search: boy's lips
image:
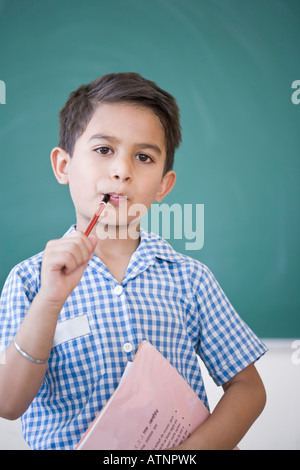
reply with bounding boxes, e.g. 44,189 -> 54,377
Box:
106,192 -> 128,205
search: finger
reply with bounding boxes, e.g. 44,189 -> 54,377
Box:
63,252 -> 89,275
45,237 -> 91,271
48,251 -> 78,274
87,234 -> 98,251
67,231 -> 97,256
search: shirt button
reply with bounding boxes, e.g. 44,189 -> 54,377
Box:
113,285 -> 123,296
123,342 -> 133,353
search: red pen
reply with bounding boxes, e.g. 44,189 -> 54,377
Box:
84,194 -> 110,237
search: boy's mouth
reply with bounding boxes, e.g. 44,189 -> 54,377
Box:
106,192 -> 128,205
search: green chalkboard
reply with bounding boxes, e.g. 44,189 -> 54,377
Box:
0,0 -> 299,338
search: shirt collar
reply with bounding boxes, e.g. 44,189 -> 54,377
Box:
138,228 -> 185,264
63,225 -> 184,284
63,225 -> 184,263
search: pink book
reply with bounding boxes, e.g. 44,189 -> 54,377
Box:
76,341 -> 237,450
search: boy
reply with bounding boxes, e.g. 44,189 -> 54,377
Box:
0,73 -> 267,450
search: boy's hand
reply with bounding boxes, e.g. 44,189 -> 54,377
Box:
38,231 -> 98,309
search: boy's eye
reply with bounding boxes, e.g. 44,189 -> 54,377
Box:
96,146 -> 111,155
135,154 -> 153,163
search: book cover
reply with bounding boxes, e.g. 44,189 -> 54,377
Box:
76,340 -> 213,450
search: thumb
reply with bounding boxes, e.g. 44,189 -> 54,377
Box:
87,234 -> 98,251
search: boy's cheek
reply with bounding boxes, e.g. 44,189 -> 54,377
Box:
69,177 -> 98,206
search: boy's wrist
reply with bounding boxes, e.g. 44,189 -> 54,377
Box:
34,290 -> 65,316
12,290 -> 64,371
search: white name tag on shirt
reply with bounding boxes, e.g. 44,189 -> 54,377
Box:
52,314 -> 91,347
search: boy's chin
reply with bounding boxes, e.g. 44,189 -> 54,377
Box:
95,222 -> 141,240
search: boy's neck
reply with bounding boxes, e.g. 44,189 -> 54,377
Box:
94,226 -> 141,258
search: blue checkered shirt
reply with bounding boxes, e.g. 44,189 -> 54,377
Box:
0,226 -> 267,449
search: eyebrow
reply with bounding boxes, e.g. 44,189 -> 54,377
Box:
89,133 -> 162,155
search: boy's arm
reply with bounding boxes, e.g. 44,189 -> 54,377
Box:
173,363 -> 266,450
0,232 -> 97,420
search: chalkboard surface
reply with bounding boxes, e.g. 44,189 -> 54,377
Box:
0,0 -> 299,338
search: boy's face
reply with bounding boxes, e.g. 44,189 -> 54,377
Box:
51,102 -> 176,234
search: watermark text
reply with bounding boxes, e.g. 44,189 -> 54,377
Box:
0,80 -> 6,104
291,339 -> 300,365
291,80 -> 300,104
96,202 -> 204,251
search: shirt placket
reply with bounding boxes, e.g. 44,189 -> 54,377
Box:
111,243 -> 156,359
111,281 -> 136,358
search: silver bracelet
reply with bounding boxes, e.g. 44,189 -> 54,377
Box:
13,339 -> 48,365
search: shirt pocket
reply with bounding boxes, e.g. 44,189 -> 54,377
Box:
44,314 -> 106,399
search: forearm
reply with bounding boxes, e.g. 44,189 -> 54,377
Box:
0,293 -> 62,419
0,232 -> 97,420
176,364 -> 266,450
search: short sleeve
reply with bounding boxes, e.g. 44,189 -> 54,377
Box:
0,258 -> 41,354
195,264 -> 268,386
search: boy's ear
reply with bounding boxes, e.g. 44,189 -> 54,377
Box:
155,170 -> 176,202
50,147 -> 70,185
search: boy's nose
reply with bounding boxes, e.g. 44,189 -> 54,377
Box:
111,157 -> 132,183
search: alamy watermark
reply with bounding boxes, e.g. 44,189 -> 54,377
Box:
96,202 -> 204,251
291,80 -> 300,105
0,80 -> 6,104
291,339 -> 300,365
142,203 -> 204,250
